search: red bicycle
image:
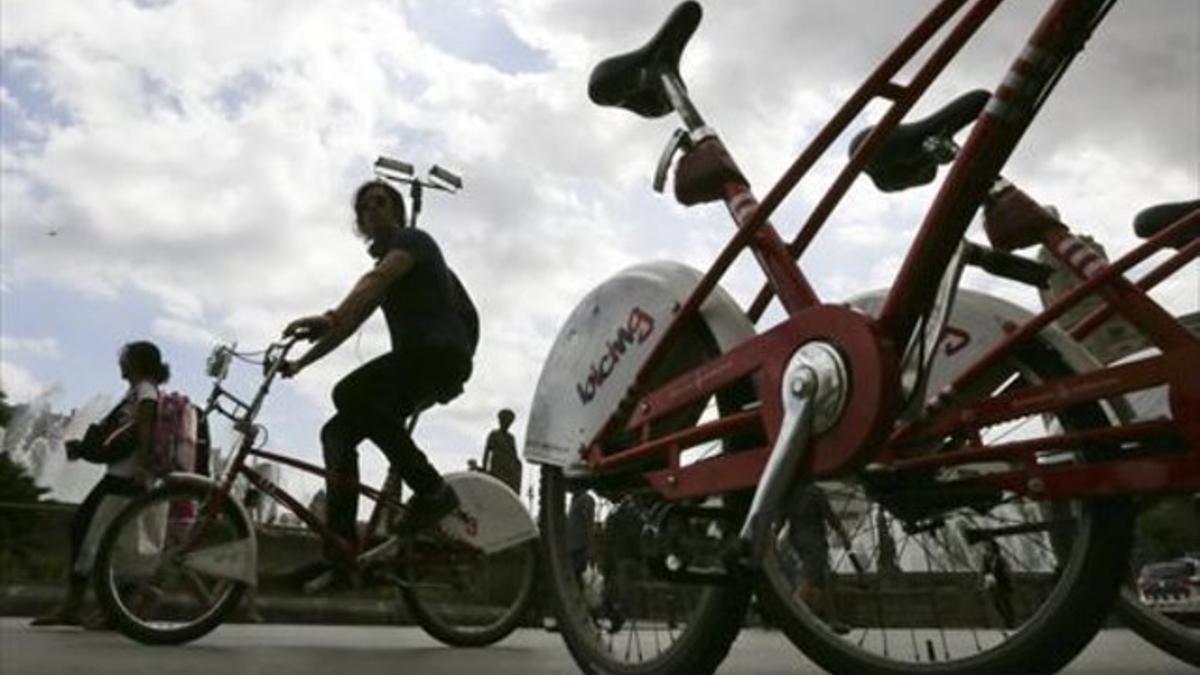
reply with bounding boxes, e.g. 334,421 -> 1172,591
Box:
91,337 -> 539,647
525,3 -> 1198,675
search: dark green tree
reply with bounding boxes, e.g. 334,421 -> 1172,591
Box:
0,450 -> 51,579
1137,496 -> 1200,561
0,388 -> 11,428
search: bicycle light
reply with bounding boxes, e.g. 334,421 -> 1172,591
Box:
206,346 -> 231,380
375,156 -> 414,177
429,164 -> 463,191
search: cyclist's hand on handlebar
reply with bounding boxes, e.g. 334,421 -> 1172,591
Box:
283,314 -> 333,342
277,359 -> 302,379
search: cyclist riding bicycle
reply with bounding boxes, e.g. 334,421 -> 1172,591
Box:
280,178 -> 479,575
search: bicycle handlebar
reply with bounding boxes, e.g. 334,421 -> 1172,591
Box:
203,336 -> 302,431
261,335 -> 303,378
962,241 -> 1053,289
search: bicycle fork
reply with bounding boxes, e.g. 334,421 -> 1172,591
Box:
738,341 -> 850,561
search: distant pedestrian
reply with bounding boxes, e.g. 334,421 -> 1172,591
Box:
32,341 -> 169,628
786,483 -> 849,635
566,488 -> 625,634
482,408 -> 521,494
566,488 -> 596,583
981,539 -> 1016,628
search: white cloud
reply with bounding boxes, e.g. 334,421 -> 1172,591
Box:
0,360 -> 49,403
0,336 -> 62,359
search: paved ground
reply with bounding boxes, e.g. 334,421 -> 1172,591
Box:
0,619 -> 1191,675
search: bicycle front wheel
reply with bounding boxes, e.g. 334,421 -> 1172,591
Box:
1116,581 -> 1200,667
1112,380 -> 1200,667
93,479 -> 253,645
399,536 -> 538,647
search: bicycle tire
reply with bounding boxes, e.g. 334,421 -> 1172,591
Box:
756,337 -> 1135,675
1108,311 -> 1200,667
537,308 -> 760,675
1115,586 -> 1200,667
401,537 -> 539,647
539,466 -> 752,675
93,479 -> 252,645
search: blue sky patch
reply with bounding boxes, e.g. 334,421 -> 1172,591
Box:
1,48 -> 73,150
212,68 -> 272,120
405,0 -> 550,75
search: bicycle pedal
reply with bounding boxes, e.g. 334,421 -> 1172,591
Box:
301,568 -> 361,595
301,570 -> 336,595
356,536 -> 398,565
373,571 -> 406,587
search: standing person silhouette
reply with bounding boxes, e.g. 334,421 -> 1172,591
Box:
483,408 -> 521,494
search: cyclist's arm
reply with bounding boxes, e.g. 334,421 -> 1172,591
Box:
290,250 -> 414,372
131,398 -> 157,481
331,250 -> 414,328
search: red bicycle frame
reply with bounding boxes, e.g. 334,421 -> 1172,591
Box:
214,440 -> 403,562
582,0 -> 1200,503
195,340 -> 407,563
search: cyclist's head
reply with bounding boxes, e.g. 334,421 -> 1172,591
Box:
498,408 -> 516,429
119,340 -> 170,385
353,180 -> 407,241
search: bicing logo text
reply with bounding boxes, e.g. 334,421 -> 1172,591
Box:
576,306 -> 656,405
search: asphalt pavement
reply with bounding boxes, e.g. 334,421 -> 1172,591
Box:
0,619 -> 1191,675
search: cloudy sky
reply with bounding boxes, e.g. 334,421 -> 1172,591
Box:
2,0 -> 1196,501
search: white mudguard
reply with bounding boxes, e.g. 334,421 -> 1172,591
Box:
848,288 -> 1131,421
165,473 -> 259,586
523,261 -> 756,476
440,471 -> 538,554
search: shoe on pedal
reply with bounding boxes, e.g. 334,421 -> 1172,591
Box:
396,484 -> 460,535
302,564 -> 359,595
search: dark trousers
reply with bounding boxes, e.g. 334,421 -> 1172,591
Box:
321,347 -> 469,545
68,475 -> 143,586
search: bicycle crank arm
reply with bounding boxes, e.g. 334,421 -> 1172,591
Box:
738,342 -> 849,558
738,369 -> 815,553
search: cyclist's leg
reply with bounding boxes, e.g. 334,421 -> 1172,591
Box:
331,352 -> 443,495
319,412 -> 367,552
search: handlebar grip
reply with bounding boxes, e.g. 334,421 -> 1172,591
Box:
962,242 -> 1052,289
263,336 -> 303,376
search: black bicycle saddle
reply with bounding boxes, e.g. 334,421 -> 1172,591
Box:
850,89 -> 992,192
1133,199 -> 1198,245
588,2 -> 702,118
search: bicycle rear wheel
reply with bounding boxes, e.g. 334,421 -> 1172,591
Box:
537,314 -> 762,675
540,467 -> 753,675
93,479 -> 252,645
400,536 -> 538,647
757,339 -> 1135,675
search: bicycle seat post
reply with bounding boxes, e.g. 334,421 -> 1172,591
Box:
660,70 -> 712,142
